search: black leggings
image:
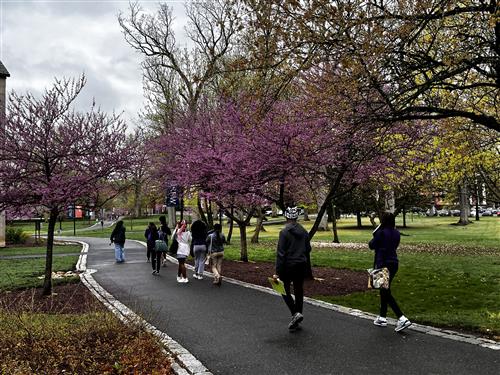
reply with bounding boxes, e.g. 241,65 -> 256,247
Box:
380,263 -> 403,318
152,251 -> 163,272
280,263 -> 306,315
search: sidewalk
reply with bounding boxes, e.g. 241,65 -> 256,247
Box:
78,237 -> 499,375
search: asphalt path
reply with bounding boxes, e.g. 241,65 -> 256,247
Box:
80,237 -> 499,375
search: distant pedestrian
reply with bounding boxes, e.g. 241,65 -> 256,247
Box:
274,206 -> 311,330
100,219 -> 104,230
191,219 -> 208,280
173,220 -> 191,283
110,220 -> 126,263
369,212 -> 412,332
158,215 -> 172,267
145,222 -> 160,274
207,223 -> 226,286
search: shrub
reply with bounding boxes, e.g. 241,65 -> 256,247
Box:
6,227 -> 29,244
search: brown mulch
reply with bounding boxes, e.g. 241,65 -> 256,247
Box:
0,282 -> 106,314
204,259 -> 369,296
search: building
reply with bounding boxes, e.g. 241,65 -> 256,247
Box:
0,60 -> 10,247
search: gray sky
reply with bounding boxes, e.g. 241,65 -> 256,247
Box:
0,0 -> 188,126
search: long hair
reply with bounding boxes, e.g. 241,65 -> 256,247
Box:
213,223 -> 222,242
380,212 -> 396,229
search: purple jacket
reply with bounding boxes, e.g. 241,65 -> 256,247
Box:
369,228 -> 400,268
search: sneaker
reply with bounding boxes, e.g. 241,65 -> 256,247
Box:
395,316 -> 412,332
177,276 -> 182,283
373,316 -> 387,327
152,270 -> 157,275
162,260 -> 167,267
182,277 -> 189,283
288,312 -> 304,330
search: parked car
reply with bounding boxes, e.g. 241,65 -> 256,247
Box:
450,209 -> 460,216
437,209 -> 451,216
482,209 -> 493,216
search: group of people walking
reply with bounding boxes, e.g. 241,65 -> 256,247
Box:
144,216 -> 226,284
111,208 -> 411,333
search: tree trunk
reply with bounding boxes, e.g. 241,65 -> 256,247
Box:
317,189 -> 329,231
458,182 -> 471,225
356,211 -> 362,228
331,204 -> 339,243
226,207 -> 234,244
133,182 -> 141,218
271,203 -> 278,218
251,208 -> 264,243
42,207 -> 59,296
402,206 -> 407,228
475,182 -> 480,221
384,189 -> 395,213
303,207 -> 310,221
238,221 -> 248,262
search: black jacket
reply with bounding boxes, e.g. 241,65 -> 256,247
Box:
110,226 -> 126,246
276,222 -> 311,276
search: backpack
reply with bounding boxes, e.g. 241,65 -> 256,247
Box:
158,229 -> 166,241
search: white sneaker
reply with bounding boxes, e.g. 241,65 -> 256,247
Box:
395,316 -> 412,332
373,316 -> 387,327
182,277 -> 189,283
288,312 -> 304,330
177,276 -> 182,283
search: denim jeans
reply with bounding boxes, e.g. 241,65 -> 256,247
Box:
114,243 -> 125,262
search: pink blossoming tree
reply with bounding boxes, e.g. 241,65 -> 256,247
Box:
0,76 -> 132,295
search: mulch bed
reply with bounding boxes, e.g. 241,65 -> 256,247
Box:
197,259 -> 369,296
0,282 -> 105,314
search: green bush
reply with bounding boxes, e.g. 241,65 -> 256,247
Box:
6,227 -> 29,244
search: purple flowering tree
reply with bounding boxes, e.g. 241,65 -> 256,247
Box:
0,76 -> 132,295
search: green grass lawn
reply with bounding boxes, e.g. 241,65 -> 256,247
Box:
0,244 -> 82,257
0,253 -> 79,291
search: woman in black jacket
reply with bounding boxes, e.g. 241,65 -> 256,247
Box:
145,222 -> 160,274
369,212 -> 412,332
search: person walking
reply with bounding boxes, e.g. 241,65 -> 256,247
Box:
173,220 -> 191,283
191,219 -> 208,279
369,212 -> 412,332
273,206 -> 311,330
145,222 -> 161,274
207,223 -> 226,286
158,215 -> 172,267
110,220 -> 126,263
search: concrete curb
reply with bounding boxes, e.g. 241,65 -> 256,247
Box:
75,240 -> 212,375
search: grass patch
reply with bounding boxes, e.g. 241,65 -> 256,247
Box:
0,244 -> 82,257
0,256 -> 79,291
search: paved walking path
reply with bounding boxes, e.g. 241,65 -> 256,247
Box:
78,237 -> 499,375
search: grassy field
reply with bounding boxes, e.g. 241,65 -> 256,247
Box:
0,253 -> 79,291
0,244 -> 82,257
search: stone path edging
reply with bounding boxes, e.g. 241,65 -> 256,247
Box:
74,240 -> 212,375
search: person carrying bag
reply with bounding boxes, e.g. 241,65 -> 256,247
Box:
369,212 -> 412,332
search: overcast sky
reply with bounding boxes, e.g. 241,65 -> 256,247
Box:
0,0 -> 188,126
